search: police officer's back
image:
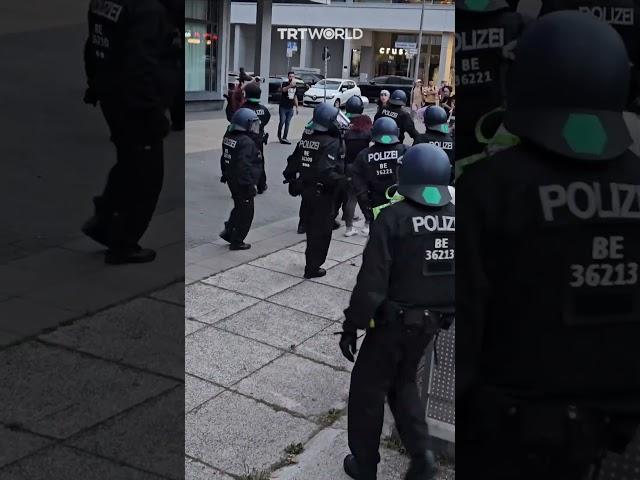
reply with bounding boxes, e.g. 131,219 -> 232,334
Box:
340,143 -> 454,480
457,12 -> 640,479
374,90 -> 418,143
455,0 -> 527,162
220,108 -> 262,250
82,0 -> 175,264
283,103 -> 349,278
351,117 -> 407,227
414,105 -> 455,182
243,82 -> 271,193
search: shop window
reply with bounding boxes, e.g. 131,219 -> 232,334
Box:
186,0 -> 218,93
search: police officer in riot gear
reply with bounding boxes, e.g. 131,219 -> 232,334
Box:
374,90 -> 418,144
455,0 -> 527,169
82,0 -> 177,264
340,143 -> 454,480
457,12 -> 640,479
219,108 -> 263,251
342,95 -> 373,236
243,82 -> 272,193
350,117 -> 407,235
284,103 -> 350,278
413,105 -> 455,182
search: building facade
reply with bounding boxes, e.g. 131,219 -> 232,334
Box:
230,1 -> 454,83
186,0 -> 454,108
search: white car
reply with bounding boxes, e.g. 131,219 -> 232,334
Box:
303,78 -> 365,108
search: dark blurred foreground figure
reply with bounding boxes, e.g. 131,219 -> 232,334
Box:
457,12 -> 640,480
219,108 -> 262,251
454,0 -> 527,171
82,0 -> 177,264
340,143 -> 455,480
536,0 -> 640,112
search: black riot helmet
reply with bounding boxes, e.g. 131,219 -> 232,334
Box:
455,0 -> 510,11
230,108 -> 261,134
310,102 -> 351,132
371,117 -> 400,145
345,95 -> 365,115
504,11 -> 632,161
244,83 -> 261,103
389,89 -> 407,106
397,144 -> 452,207
424,105 -> 449,132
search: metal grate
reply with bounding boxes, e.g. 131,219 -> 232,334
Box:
425,324 -> 456,425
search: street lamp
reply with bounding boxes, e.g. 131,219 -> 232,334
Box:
413,0 -> 426,82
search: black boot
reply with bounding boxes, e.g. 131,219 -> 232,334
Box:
304,268 -> 326,279
230,242 -> 251,251
344,454 -> 377,480
405,451 -> 438,480
105,246 -> 157,265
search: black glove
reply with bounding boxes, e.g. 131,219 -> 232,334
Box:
263,132 -> 269,145
220,175 -> 227,183
338,331 -> 358,362
83,88 -> 98,106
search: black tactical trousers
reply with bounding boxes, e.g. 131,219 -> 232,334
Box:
95,102 -> 167,252
95,141 -> 164,252
302,186 -> 336,273
348,322 -> 433,479
227,184 -> 255,244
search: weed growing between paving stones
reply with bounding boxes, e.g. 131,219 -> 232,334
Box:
317,408 -> 343,426
382,435 -> 408,455
238,467 -> 271,480
284,442 -> 305,455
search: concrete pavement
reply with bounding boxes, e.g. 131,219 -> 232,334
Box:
185,228 -> 455,479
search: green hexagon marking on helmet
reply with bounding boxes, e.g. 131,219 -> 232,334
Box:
380,134 -> 393,144
422,186 -> 442,205
464,0 -> 490,11
562,114 -> 608,156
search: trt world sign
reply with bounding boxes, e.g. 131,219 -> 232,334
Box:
277,27 -> 364,40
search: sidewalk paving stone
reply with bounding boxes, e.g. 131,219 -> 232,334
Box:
0,445 -> 165,480
235,354 -> 349,418
289,240 -> 364,263
185,374 -> 224,412
0,426 -> 51,468
296,326 -> 363,371
0,342 -> 177,439
185,390 -> 317,476
185,283 -> 259,323
249,249 -> 338,278
0,331 -> 22,348
6,247 -> 104,277
185,458 -> 234,480
186,318 -> 207,336
0,298 -> 76,337
67,387 -> 184,480
269,282 -> 351,321
185,328 -> 282,387
311,259 -> 362,292
202,264 -> 303,299
40,298 -> 184,379
272,427 -> 411,480
216,302 -> 331,350
149,283 -> 184,305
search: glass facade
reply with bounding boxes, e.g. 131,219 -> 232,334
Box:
185,0 -> 218,93
373,33 -> 441,80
